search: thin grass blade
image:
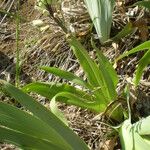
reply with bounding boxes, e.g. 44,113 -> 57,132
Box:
116,40 -> 150,61
23,82 -> 105,112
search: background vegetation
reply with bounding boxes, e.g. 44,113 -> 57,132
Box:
0,0 -> 150,149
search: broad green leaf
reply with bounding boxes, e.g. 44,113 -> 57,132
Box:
134,116 -> 150,135
0,126 -> 64,150
119,116 -> 150,150
116,40 -> 150,61
23,82 -> 95,102
141,136 -> 150,147
133,132 -> 150,150
52,92 -> 105,112
84,0 -> 115,43
91,41 -> 118,100
96,50 -> 118,87
0,102 -> 68,148
134,49 -> 150,85
0,80 -> 89,150
67,36 -> 108,102
119,120 -> 133,150
133,1 -> 150,10
96,51 -> 117,99
40,66 -> 91,89
24,82 -> 105,112
68,36 -> 103,87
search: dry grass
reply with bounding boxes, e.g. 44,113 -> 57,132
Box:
0,0 -> 150,149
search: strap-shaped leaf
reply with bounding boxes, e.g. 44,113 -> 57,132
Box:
0,126 -> 64,150
134,115 -> 150,135
0,80 -> 89,150
133,132 -> 150,150
23,82 -> 94,102
23,82 -> 106,112
119,116 -> 150,150
52,92 -> 106,112
68,36 -> 107,101
96,51 -> 117,100
0,102 -> 68,148
141,136 -> 150,147
40,66 -> 91,89
119,120 -> 133,150
84,0 -> 115,43
91,41 -> 118,100
68,37 -> 103,87
96,50 -> 118,87
134,49 -> 150,85
116,40 -> 150,61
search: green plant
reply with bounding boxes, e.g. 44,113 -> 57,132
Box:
84,0 -> 150,45
22,35 -> 150,149
119,116 -> 150,150
84,0 -> 115,44
116,40 -> 150,86
1,1 -> 150,149
23,36 -> 121,120
133,0 -> 150,10
1,81 -> 150,150
0,80 -> 89,150
116,40 -> 150,148
22,38 -> 150,120
1,26 -> 150,150
118,85 -> 150,150
27,0 -> 121,121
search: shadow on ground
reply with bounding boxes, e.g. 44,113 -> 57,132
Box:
0,51 -> 31,84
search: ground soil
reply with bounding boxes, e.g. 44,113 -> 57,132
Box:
0,0 -> 150,150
